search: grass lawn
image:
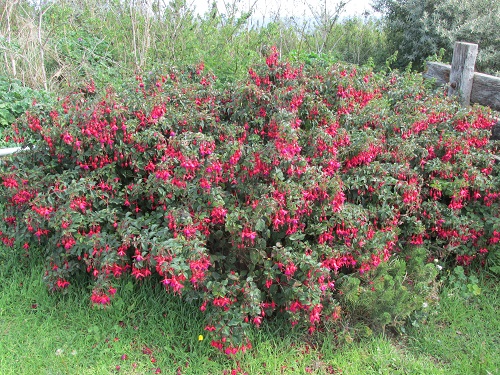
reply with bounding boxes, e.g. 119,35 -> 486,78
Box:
0,250 -> 498,375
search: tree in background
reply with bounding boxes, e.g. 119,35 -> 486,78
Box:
373,0 -> 500,75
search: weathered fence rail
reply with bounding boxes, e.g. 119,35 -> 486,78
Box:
424,42 -> 500,111
0,147 -> 21,158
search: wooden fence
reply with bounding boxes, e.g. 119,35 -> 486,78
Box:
424,42 -> 500,111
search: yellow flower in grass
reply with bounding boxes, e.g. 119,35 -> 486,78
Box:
198,335 -> 204,341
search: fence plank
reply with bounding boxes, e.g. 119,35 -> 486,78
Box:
423,62 -> 450,86
471,73 -> 500,111
448,42 -> 478,106
0,147 -> 21,157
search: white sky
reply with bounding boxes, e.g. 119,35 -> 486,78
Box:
192,0 -> 376,22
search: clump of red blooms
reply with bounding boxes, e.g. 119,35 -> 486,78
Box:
1,47 -> 498,354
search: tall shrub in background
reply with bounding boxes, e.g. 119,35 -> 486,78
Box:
373,0 -> 500,74
1,50 -> 498,354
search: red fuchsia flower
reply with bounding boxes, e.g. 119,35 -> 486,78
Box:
27,114 -> 42,132
213,297 -> 232,309
274,138 -> 302,160
318,229 -> 334,245
2,176 -> 18,189
61,236 -> 76,250
210,340 -> 223,351
489,231 -> 500,244
180,158 -> 200,175
61,132 -> 73,145
272,208 -> 288,230
321,255 -> 357,273
343,144 -> 383,171
248,68 -> 262,86
182,225 -> 197,239
289,93 -> 304,112
200,77 -> 211,87
309,304 -> 322,325
31,205 -> 54,219
91,291 -> 111,305
282,262 -> 297,279
265,46 -> 279,68
116,245 -> 128,257
199,178 -> 211,191
241,227 -> 257,244
370,254 -> 381,268
56,278 -> 70,289
199,141 -> 215,156
4,216 -> 16,225
149,104 -> 166,122
107,263 -> 128,278
252,316 -> 263,327
34,228 -> 50,239
410,234 -> 424,245
456,254 -> 475,266
189,257 -> 211,286
70,196 -> 90,213
155,169 -> 171,181
161,274 -> 185,294
131,265 -> 152,279
277,65 -> 303,80
448,197 -> 464,210
288,300 -> 304,313
359,263 -> 371,274
331,191 -> 346,212
1,234 -> 15,247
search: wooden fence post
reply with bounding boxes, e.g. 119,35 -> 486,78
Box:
448,42 -> 478,106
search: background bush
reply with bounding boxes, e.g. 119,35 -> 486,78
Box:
373,0 -> 500,74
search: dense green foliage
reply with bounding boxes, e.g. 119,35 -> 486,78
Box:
0,76 -> 53,146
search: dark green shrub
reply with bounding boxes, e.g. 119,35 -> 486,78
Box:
0,50 -> 498,354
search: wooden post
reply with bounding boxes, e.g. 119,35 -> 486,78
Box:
448,42 -> 478,106
424,62 -> 500,111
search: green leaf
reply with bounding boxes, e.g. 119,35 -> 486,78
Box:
289,232 -> 305,241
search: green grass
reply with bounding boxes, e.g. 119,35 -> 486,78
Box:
0,250 -> 498,375
405,275 -> 500,375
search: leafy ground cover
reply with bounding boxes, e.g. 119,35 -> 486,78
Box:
0,247 -> 498,374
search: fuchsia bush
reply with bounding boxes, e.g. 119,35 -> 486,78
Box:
1,48 -> 499,353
